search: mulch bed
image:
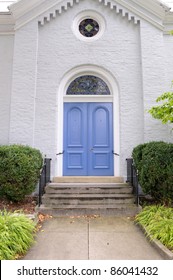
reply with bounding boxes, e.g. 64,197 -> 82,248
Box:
0,196 -> 37,214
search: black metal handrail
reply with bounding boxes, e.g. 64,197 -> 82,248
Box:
38,158 -> 52,206
126,158 -> 139,206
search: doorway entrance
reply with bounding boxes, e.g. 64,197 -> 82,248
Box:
63,102 -> 114,176
56,66 -> 120,177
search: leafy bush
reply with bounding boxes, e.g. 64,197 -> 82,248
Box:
0,211 -> 35,260
135,205 -> 173,251
0,145 -> 43,202
132,142 -> 173,204
132,143 -> 147,171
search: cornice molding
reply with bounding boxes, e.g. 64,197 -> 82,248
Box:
0,12 -> 15,34
8,0 -> 44,18
37,0 -> 141,27
163,11 -> 173,34
0,0 -> 172,32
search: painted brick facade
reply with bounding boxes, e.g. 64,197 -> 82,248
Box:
0,35 -> 14,144
0,0 -> 173,179
35,0 -> 143,177
9,20 -> 38,146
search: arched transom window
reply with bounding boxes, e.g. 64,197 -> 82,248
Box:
66,75 -> 111,95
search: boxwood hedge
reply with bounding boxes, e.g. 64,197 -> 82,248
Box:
0,145 -> 43,202
132,141 -> 173,204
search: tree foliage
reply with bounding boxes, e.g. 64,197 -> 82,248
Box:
148,83 -> 173,124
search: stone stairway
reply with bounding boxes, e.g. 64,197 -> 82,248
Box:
38,177 -> 141,216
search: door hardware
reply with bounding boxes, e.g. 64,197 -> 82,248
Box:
56,150 -> 64,155
112,151 -> 120,156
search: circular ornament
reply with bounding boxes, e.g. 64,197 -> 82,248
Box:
79,18 -> 99,37
72,11 -> 105,42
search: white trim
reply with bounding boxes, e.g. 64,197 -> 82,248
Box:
0,31 -> 14,35
63,67 -> 115,97
1,0 -> 172,31
56,65 -> 120,177
64,95 -> 113,102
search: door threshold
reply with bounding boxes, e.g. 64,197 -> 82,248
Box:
53,176 -> 124,183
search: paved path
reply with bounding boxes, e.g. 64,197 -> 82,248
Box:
23,216 -> 163,260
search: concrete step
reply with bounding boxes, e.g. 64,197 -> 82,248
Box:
53,176 -> 124,183
42,199 -> 134,205
43,193 -> 134,198
40,204 -> 135,209
38,180 -> 139,217
38,204 -> 141,217
45,183 -> 132,194
45,188 -> 132,194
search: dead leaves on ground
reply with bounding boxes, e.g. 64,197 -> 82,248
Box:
69,214 -> 100,223
36,213 -> 53,232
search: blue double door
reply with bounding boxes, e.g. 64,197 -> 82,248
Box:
63,103 -> 114,176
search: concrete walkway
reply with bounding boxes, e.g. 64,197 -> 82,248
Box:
23,216 -> 163,260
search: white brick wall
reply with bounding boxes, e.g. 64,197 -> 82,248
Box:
164,34 -> 173,87
1,0 -> 173,178
140,20 -> 170,143
34,0 -> 143,177
9,20 -> 38,146
0,35 -> 14,144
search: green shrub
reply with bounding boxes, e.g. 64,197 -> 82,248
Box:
132,143 -> 147,171
132,142 -> 173,204
0,211 -> 35,260
135,205 -> 173,251
0,145 -> 43,202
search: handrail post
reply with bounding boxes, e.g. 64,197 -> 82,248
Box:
126,158 -> 139,206
133,165 -> 139,206
136,169 -> 139,206
126,158 -> 133,184
38,157 -> 51,207
38,173 -> 42,207
45,158 -> 51,184
44,158 -> 47,188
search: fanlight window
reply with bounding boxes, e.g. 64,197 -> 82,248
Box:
66,75 -> 111,95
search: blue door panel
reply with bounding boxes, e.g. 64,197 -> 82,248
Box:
63,103 -> 113,176
67,107 -> 83,147
63,103 -> 87,175
88,103 -> 113,176
92,106 -> 109,147
67,151 -> 84,168
93,152 -> 110,168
